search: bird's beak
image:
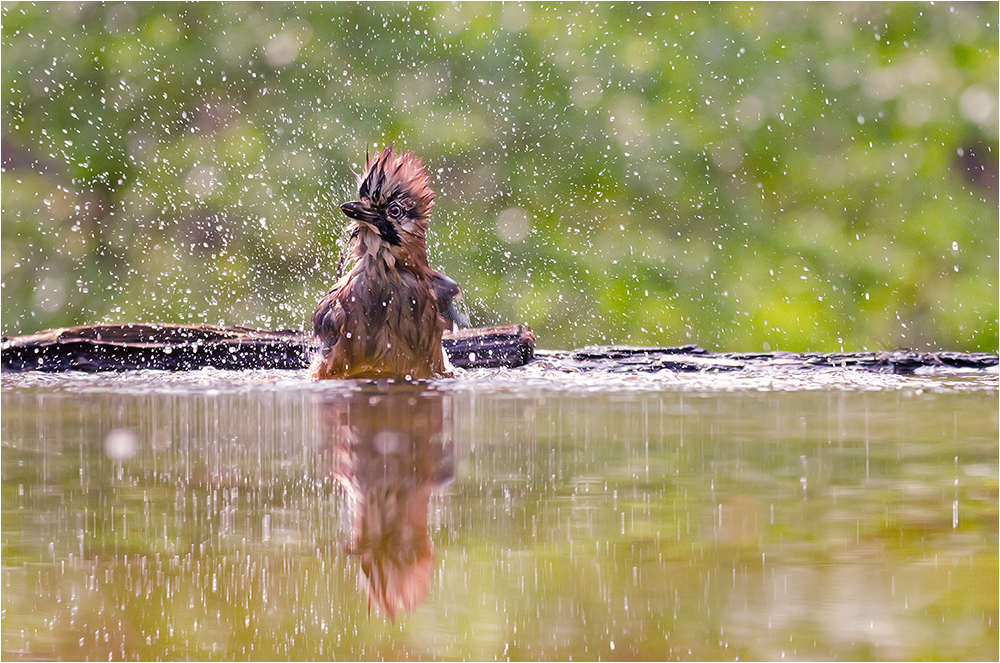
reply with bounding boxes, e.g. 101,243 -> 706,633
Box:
340,201 -> 375,223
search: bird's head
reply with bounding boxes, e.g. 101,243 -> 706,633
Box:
340,145 -> 435,257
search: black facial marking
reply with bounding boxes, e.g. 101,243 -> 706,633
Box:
375,216 -> 402,246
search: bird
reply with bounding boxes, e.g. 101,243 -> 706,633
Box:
308,145 -> 466,380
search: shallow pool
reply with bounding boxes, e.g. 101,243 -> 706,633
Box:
2,368 -> 997,660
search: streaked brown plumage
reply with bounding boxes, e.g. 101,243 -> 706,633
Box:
308,145 -> 464,380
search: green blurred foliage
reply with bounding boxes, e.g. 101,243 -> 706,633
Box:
2,2 -> 997,351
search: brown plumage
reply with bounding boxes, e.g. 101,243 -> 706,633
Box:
308,145 -> 464,380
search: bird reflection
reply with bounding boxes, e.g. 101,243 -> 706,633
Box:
319,384 -> 454,621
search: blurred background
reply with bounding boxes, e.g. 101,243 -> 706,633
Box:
2,2 -> 996,352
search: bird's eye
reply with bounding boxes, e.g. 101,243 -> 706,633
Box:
387,203 -> 403,219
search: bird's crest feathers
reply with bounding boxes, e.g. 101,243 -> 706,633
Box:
357,144 -> 435,220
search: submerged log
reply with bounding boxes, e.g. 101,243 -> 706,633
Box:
1,324 -> 995,375
536,345 -> 998,375
0,323 -> 536,372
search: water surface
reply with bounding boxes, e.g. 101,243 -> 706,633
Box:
2,368 -> 997,660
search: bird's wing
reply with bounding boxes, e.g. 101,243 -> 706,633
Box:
429,271 -> 469,329
312,288 -> 347,352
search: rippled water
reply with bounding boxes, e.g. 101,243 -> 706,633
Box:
2,368 -> 997,660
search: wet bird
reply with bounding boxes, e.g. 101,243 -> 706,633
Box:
309,145 -> 466,380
